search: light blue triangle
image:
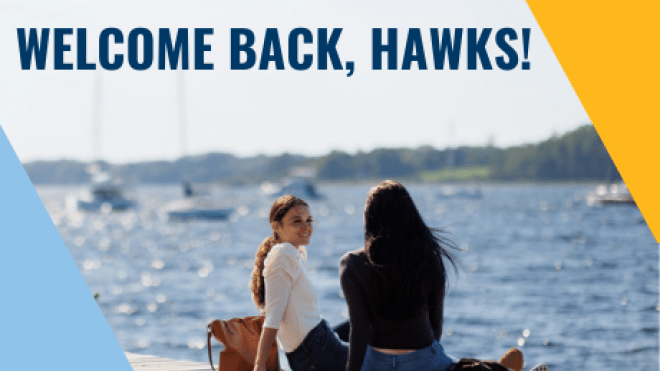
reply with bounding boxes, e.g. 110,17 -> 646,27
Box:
0,125 -> 133,371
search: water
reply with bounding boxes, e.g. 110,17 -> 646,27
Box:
37,183 -> 658,370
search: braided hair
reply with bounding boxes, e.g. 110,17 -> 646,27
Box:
250,195 -> 309,310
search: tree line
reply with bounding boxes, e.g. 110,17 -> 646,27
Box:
312,124 -> 620,182
24,124 -> 620,184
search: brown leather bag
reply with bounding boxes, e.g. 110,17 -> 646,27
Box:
207,315 -> 280,371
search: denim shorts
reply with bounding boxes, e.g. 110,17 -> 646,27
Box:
360,341 -> 454,371
286,319 -> 349,371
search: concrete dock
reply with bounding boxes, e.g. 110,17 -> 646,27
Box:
126,352 -> 211,371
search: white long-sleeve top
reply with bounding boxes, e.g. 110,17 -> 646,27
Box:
262,243 -> 322,353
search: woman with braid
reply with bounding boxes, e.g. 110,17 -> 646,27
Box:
250,195 -> 348,371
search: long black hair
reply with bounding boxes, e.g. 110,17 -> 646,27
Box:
364,180 -> 457,319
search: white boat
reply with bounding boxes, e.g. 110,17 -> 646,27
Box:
261,177 -> 323,200
165,196 -> 233,222
261,166 -> 324,200
437,185 -> 483,200
586,183 -> 635,206
160,73 -> 233,222
167,182 -> 231,221
75,173 -> 137,212
167,208 -> 233,221
72,73 -> 137,213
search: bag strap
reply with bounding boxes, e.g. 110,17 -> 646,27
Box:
207,324 -> 216,371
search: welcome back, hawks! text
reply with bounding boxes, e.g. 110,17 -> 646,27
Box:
17,27 -> 532,76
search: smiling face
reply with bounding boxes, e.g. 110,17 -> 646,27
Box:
272,205 -> 313,248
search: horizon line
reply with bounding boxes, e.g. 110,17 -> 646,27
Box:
20,123 -> 592,166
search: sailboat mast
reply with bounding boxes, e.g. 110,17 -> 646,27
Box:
177,71 -> 193,198
93,72 -> 103,166
177,71 -> 188,160
446,118 -> 455,172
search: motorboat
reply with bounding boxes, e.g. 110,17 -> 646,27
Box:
73,73 -> 137,212
167,208 -> 233,221
261,177 -> 323,200
165,196 -> 233,222
586,183 -> 635,205
162,73 -> 233,221
166,183 -> 228,221
437,185 -> 483,200
75,173 -> 137,212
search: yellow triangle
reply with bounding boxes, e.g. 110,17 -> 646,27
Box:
526,1 -> 660,242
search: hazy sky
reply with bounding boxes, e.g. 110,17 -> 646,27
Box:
0,0 -> 589,164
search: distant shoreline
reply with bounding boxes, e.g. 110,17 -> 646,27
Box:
32,180 -> 611,188
25,125 -> 621,185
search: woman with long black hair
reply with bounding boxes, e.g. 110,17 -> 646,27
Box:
340,180 -> 458,371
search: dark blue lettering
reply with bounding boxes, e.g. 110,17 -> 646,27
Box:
231,28 -> 256,70
522,28 -> 530,70
260,28 -> 284,70
467,28 -> 492,70
495,28 -> 518,71
372,28 -> 397,70
128,28 -> 153,70
99,28 -> 123,70
430,28 -> 462,70
16,28 -> 49,70
54,28 -> 73,70
194,28 -> 213,70
318,28 -> 342,70
289,28 -> 313,71
159,28 -> 188,70
402,28 -> 427,70
77,28 -> 95,70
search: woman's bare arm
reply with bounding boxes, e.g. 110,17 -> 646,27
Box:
253,327 -> 278,371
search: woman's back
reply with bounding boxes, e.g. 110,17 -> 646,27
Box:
340,249 -> 441,349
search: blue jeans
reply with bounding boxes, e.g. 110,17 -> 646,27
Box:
360,341 -> 454,371
286,320 -> 349,371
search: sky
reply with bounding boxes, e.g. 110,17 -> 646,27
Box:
0,0 -> 590,164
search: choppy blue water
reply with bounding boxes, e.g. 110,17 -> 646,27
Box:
37,183 -> 658,370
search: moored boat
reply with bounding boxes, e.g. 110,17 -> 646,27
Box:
165,196 -> 233,222
586,183 -> 635,205
437,185 -> 483,200
74,172 -> 137,212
